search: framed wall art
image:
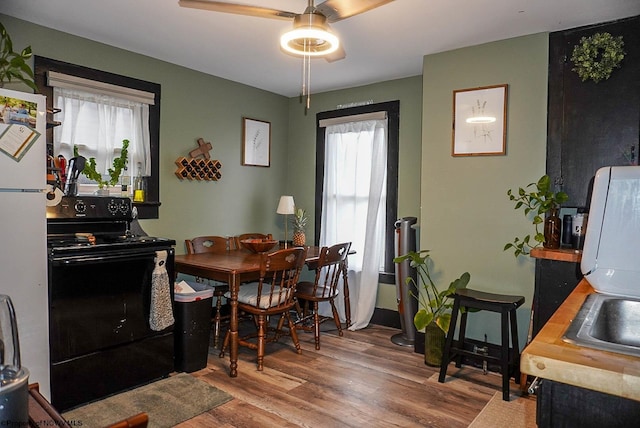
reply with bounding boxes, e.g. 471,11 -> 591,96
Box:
452,84 -> 508,156
242,117 -> 271,167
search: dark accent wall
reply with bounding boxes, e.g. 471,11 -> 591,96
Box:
534,15 -> 640,338
547,15 -> 640,207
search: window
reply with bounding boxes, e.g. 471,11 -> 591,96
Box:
52,84 -> 151,191
35,56 -> 161,218
316,101 -> 399,284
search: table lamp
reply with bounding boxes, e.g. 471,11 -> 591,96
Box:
276,195 -> 295,248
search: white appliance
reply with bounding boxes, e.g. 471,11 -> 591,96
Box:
0,88 -> 50,398
581,165 -> 640,298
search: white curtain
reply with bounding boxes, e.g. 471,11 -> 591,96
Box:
320,119 -> 388,330
53,87 -> 150,178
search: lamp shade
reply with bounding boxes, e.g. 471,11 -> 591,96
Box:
276,196 -> 295,215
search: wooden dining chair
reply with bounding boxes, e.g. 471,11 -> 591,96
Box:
184,235 -> 235,348
295,242 -> 352,350
234,233 -> 273,250
219,247 -> 307,371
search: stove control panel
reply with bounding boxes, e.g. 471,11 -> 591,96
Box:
47,196 -> 132,220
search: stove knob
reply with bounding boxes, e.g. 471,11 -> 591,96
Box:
119,202 -> 130,215
107,200 -> 119,215
74,201 -> 86,214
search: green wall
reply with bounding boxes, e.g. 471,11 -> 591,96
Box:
422,33 -> 549,346
3,14 -> 423,309
3,15 -> 548,329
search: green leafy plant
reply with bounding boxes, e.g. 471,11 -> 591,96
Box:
0,23 -> 37,91
393,250 -> 470,333
504,175 -> 569,257
74,139 -> 129,188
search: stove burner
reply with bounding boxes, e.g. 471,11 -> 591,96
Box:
48,234 -> 163,248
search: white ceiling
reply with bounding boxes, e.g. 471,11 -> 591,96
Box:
2,0 -> 639,97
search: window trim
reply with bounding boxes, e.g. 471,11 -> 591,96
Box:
34,56 -> 161,219
316,100 -> 399,284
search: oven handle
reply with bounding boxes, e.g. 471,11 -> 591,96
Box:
51,251 -> 160,265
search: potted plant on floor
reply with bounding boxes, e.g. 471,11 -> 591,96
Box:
393,250 -> 470,366
504,174 -> 569,256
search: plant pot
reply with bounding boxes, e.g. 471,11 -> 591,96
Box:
95,187 -> 110,196
424,321 -> 446,367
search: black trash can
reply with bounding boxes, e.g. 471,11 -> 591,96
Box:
174,281 -> 214,372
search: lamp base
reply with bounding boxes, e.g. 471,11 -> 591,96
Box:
279,240 -> 292,249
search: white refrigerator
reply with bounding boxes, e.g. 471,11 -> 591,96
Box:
0,88 -> 50,398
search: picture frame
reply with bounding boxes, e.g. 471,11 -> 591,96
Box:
242,117 -> 271,167
452,84 -> 508,157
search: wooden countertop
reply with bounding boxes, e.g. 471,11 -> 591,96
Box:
521,279 -> 640,401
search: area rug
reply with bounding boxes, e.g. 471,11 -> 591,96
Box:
468,391 -> 537,428
62,373 -> 232,428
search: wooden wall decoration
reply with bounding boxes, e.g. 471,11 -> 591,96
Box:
175,137 -> 222,181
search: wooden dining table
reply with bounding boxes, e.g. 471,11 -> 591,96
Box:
173,245 -> 351,377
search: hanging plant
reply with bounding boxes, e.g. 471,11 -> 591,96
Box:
0,23 -> 37,91
570,32 -> 625,83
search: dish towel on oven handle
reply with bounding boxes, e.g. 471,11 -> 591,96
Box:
150,250 -> 175,331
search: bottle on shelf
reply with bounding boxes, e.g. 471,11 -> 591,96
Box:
120,167 -> 130,197
133,162 -> 146,202
543,207 -> 561,249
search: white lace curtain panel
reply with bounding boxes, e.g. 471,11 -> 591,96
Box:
320,118 -> 388,331
53,87 -> 151,178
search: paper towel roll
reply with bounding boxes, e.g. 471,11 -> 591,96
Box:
46,187 -> 63,206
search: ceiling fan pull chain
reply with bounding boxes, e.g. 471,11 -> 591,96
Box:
306,53 -> 312,110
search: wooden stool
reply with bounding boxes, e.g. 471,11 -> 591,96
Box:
438,288 -> 525,401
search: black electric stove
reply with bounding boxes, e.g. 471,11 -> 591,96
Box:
46,195 -> 176,411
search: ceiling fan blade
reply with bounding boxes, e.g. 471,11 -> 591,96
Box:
178,0 -> 297,21
315,0 -> 394,22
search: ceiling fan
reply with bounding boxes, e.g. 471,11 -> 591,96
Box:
178,0 -> 395,62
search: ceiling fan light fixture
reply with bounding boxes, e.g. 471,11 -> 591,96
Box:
280,13 -> 339,56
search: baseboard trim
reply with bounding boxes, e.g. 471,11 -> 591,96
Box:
370,308 -> 401,329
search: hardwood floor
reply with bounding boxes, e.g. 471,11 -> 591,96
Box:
178,324 -> 528,427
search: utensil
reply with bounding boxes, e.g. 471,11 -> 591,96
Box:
58,155 -> 67,185
64,156 -> 86,196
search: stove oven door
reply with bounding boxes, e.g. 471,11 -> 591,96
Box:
48,247 -> 175,411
